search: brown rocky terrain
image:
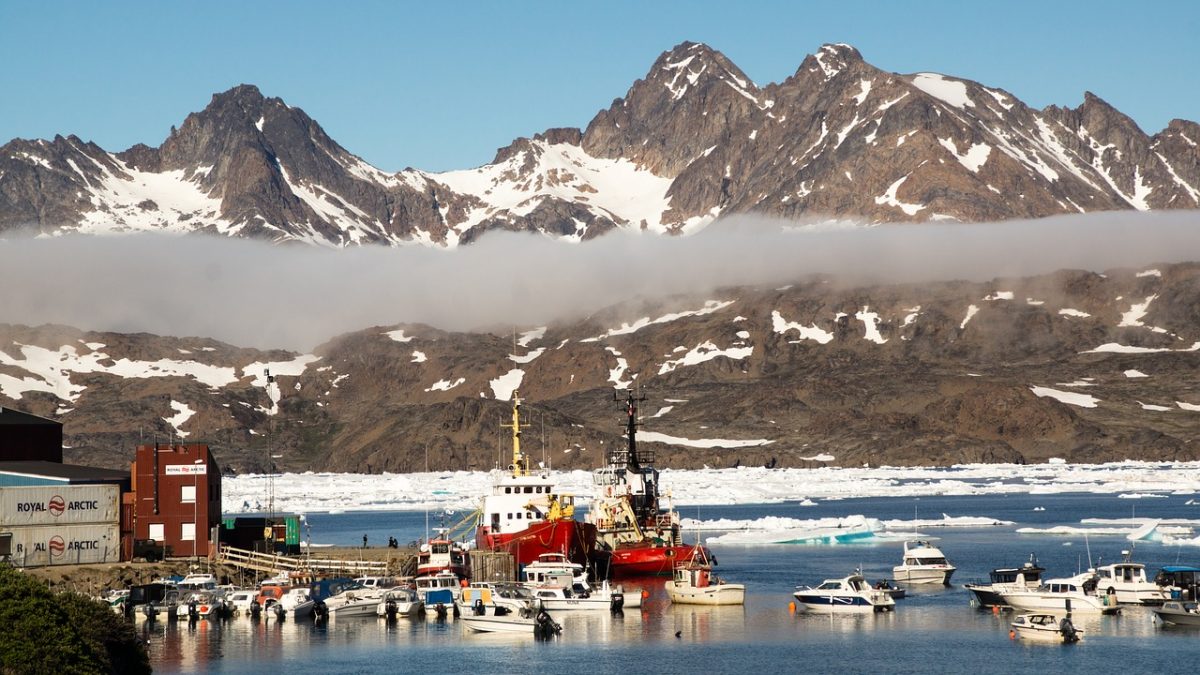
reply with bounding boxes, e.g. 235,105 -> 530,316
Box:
1,43 -> 1197,246
2,263 -> 1199,473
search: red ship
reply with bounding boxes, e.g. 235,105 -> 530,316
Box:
475,390 -> 598,568
587,388 -> 705,577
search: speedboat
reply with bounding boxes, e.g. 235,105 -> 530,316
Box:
458,582 -> 539,615
529,580 -> 635,611
665,546 -> 744,606
893,540 -> 955,585
1153,601 -> 1200,627
462,600 -> 561,637
377,588 -> 424,619
415,570 -> 463,614
268,587 -> 315,620
180,590 -> 230,620
520,552 -> 587,587
1010,613 -> 1083,643
225,589 -> 258,615
793,572 -> 895,613
999,572 -> 1121,615
1095,551 -> 1167,605
964,555 -> 1045,608
323,585 -> 384,619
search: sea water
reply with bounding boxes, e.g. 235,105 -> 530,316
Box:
146,493 -> 1200,673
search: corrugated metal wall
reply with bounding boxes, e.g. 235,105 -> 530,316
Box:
0,485 -> 120,527
1,523 -> 120,566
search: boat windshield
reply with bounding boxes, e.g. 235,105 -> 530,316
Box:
816,581 -> 842,590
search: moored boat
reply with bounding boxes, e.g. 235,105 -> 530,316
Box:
665,546 -> 744,606
376,588 -> 424,619
587,389 -> 704,577
475,390 -> 598,569
892,540 -> 956,585
1153,600 -> 1200,627
1095,550 -> 1168,605
793,572 -> 895,613
529,580 -> 633,611
964,555 -> 1045,609
1010,613 -> 1083,643
999,571 -> 1121,615
461,600 -> 561,637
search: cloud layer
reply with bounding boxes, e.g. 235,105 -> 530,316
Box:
2,211 -> 1197,350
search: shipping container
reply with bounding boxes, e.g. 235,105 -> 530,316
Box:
0,484 -> 120,527
1,523 -> 121,567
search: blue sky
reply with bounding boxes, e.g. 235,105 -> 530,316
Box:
1,0 -> 1196,173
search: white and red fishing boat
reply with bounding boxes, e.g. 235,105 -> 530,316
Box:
587,389 -> 705,577
416,527 -> 471,579
475,390 -> 599,568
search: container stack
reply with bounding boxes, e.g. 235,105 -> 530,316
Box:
0,485 -> 121,566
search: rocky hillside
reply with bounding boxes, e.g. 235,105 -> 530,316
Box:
3,262 -> 1199,472
2,43 -> 1198,246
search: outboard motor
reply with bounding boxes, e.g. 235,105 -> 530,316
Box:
1060,617 -> 1079,644
250,600 -> 262,621
610,592 -> 625,614
385,599 -> 399,621
143,602 -> 158,623
272,602 -> 286,622
534,609 -> 561,640
434,603 -> 448,620
188,600 -> 199,623
312,600 -> 329,623
473,599 -> 485,616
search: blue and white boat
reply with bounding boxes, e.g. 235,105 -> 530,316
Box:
793,572 -> 896,613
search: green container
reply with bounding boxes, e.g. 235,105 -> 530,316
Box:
285,516 -> 300,545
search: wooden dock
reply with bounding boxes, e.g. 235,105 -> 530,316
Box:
215,544 -> 418,577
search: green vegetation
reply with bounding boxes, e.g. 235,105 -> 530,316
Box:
0,565 -> 150,675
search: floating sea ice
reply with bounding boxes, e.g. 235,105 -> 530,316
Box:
1033,506 -> 1046,511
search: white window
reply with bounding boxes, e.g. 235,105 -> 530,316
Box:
148,523 -> 164,541
181,522 -> 196,541
181,485 -> 196,503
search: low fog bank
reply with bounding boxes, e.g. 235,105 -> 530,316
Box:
1,211 -> 1197,351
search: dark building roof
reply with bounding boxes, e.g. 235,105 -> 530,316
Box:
0,461 -> 128,483
0,407 -> 61,426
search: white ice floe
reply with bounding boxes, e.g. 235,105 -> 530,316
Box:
704,514 -> 879,545
221,460 -> 1200,514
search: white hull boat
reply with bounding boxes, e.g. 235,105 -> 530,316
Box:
893,540 -> 956,585
666,545 -> 744,606
1096,553 -> 1168,605
377,589 -> 424,619
1154,601 -> 1200,627
1010,613 -> 1083,643
530,581 -> 638,611
794,572 -> 895,613
462,605 -> 561,637
1000,573 -> 1120,615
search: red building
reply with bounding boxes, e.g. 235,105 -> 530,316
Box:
130,444 -> 221,558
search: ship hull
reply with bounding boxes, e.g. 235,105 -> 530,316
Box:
607,543 -> 705,577
477,520 -> 598,568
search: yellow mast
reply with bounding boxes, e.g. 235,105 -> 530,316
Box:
502,390 -> 527,477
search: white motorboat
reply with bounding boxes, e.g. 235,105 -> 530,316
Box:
376,588 -> 424,619
1095,551 -> 1168,605
180,590 -> 230,619
892,540 -> 956,585
665,547 -> 744,606
176,573 -> 219,592
323,585 -> 384,619
415,570 -> 463,613
520,552 -> 587,587
268,587 -> 315,620
964,555 -> 1046,608
999,572 -> 1121,615
529,580 -> 633,611
458,582 -> 538,615
793,572 -> 896,613
1153,600 -> 1200,627
462,603 -> 561,637
225,590 -> 258,615
1010,613 -> 1083,643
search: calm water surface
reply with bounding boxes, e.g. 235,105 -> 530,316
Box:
147,493 -> 1200,673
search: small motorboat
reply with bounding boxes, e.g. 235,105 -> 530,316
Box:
1095,551 -> 1168,605
225,590 -> 258,615
529,580 -> 635,612
376,588 -> 424,619
999,572 -> 1121,615
1154,601 -> 1200,627
180,590 -> 231,620
893,540 -> 956,585
1010,613 -> 1083,643
461,598 -> 561,638
873,579 -> 906,600
323,584 -> 384,619
794,572 -> 896,613
665,546 -> 744,606
964,555 -> 1045,609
